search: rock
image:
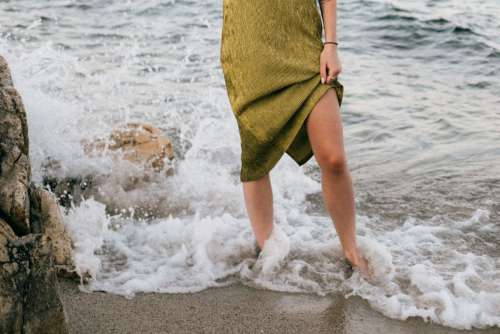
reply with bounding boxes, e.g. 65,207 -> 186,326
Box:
0,218 -> 22,334
0,55 -> 31,236
0,219 -> 69,334
42,172 -> 98,210
18,233 -> 69,334
41,122 -> 176,217
29,185 -> 76,278
81,122 -> 175,175
0,54 -> 70,334
0,55 -> 14,87
0,217 -> 16,262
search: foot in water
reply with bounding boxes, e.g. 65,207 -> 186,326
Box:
345,250 -> 373,281
255,241 -> 262,257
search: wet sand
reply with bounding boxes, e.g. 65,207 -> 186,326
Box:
57,277 -> 499,334
59,279 -> 500,334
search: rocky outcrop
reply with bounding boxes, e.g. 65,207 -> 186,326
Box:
29,185 -> 75,276
0,57 -> 31,236
0,219 -> 21,332
0,54 -> 70,334
1,226 -> 68,334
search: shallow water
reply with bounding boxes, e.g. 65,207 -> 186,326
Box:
1,0 -> 499,330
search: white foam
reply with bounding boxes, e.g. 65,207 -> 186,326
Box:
62,198 -> 110,282
251,224 -> 291,278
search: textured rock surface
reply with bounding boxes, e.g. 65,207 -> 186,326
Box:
29,184 -> 75,277
0,55 -> 31,236
0,218 -> 23,333
42,173 -> 97,210
19,233 -> 68,334
82,121 -> 175,174
0,54 -> 70,334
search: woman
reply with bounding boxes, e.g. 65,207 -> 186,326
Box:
220,0 -> 370,276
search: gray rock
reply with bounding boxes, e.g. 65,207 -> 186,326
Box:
0,55 -> 31,236
0,55 -> 14,87
0,55 -> 70,334
0,218 -> 23,334
17,233 -> 68,334
29,184 -> 76,278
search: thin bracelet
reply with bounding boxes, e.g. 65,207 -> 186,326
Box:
323,41 -> 338,46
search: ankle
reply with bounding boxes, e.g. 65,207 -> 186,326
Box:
343,248 -> 362,266
256,225 -> 273,251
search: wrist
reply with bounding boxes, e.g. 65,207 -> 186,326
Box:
322,44 -> 338,53
323,41 -> 338,51
323,40 -> 338,46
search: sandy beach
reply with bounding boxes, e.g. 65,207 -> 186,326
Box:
58,277 -> 499,334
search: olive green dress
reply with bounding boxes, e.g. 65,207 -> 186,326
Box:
220,0 -> 344,182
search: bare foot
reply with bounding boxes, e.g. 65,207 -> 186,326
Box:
345,250 -> 372,281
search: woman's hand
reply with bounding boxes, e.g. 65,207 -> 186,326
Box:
320,44 -> 342,84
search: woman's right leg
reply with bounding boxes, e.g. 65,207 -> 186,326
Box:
306,88 -> 370,275
242,174 -> 274,251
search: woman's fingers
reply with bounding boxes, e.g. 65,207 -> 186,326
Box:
321,56 -> 342,84
326,63 -> 340,83
326,66 -> 334,83
320,58 -> 327,84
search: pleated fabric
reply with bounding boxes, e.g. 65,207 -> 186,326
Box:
220,0 -> 344,182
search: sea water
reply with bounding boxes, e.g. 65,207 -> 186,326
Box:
1,0 -> 499,330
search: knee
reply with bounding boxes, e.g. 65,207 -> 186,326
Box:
318,154 -> 348,175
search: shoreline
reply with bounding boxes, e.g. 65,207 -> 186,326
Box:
58,277 -> 498,334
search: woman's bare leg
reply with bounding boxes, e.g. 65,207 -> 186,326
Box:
242,174 -> 274,251
306,88 -> 369,272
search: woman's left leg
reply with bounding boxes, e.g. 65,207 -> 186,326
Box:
305,88 -> 368,272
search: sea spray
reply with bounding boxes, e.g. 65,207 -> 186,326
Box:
342,210 -> 500,330
349,235 -> 395,286
62,198 -> 110,284
244,224 -> 291,284
256,225 -> 291,275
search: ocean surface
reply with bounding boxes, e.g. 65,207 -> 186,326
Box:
1,0 -> 499,330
